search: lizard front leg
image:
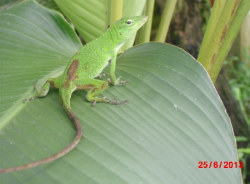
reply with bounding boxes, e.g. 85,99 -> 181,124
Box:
109,55 -> 128,86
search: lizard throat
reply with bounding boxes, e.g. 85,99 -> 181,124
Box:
115,42 -> 125,53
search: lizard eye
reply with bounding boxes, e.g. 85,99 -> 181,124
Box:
126,20 -> 132,25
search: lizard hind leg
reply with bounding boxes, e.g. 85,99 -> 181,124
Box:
76,78 -> 109,104
76,78 -> 127,105
36,77 -> 61,97
23,77 -> 61,103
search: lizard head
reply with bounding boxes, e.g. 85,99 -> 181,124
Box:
111,16 -> 148,44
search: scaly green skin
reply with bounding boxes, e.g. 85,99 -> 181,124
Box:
0,16 -> 147,173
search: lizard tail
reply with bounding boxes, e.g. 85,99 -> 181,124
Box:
0,108 -> 82,173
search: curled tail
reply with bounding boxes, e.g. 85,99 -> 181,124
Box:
0,108 -> 82,173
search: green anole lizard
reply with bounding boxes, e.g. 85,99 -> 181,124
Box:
0,16 -> 148,173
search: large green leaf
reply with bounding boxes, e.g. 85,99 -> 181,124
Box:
0,0 -> 22,12
54,0 -> 107,43
0,0 -> 19,7
0,1 -> 242,184
36,0 -> 60,11
0,0 -> 60,13
54,0 -> 146,46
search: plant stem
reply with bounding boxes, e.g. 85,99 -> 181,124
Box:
198,0 -> 226,53
240,9 -> 249,64
136,0 -> 155,44
110,0 -> 123,25
154,0 -> 177,42
198,0 -> 250,82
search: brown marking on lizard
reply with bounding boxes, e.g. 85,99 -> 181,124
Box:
49,81 -> 55,88
89,81 -> 108,94
92,88 -> 97,93
77,84 -> 95,90
63,79 -> 71,89
63,59 -> 79,88
67,59 -> 79,80
101,82 -> 108,89
85,84 -> 95,89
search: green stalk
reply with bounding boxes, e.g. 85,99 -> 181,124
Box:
136,0 -> 155,44
110,0 -> 123,25
240,12 -> 250,64
198,0 -> 250,82
214,0 -> 250,79
154,0 -> 177,42
198,0 -> 227,53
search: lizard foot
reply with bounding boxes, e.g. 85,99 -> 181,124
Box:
91,96 -> 109,106
34,80 -> 39,91
109,98 -> 128,105
96,73 -> 106,79
116,76 -> 128,86
23,80 -> 39,103
107,78 -> 111,83
92,100 -> 96,106
108,76 -> 129,86
23,97 -> 35,104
